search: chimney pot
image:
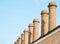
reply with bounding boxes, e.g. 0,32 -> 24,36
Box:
29,23 -> 33,43
17,37 -> 21,44
33,19 -> 39,23
41,10 -> 48,15
24,29 -> 28,32
33,19 -> 39,41
21,33 -> 24,44
48,2 -> 57,7
29,23 -> 33,27
48,2 -> 57,31
24,29 -> 29,44
41,10 -> 48,36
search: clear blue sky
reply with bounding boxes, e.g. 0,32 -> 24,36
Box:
0,0 -> 60,44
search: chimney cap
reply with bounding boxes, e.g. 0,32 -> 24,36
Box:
28,23 -> 33,27
24,29 -> 28,32
17,37 -> 21,41
33,19 -> 39,23
41,10 -> 48,15
48,2 -> 57,7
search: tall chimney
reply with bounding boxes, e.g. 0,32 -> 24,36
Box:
24,29 -> 29,44
41,10 -> 48,36
21,33 -> 24,44
28,23 -> 33,43
17,37 -> 21,44
48,2 -> 57,31
33,19 -> 39,41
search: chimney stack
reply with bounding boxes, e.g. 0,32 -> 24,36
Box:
28,23 -> 33,43
24,29 -> 29,44
21,33 -> 24,44
33,19 -> 39,41
41,10 -> 48,36
17,37 -> 21,44
48,2 -> 57,31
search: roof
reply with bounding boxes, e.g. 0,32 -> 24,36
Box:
31,25 -> 60,44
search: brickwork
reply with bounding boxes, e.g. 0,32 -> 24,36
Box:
29,24 -> 33,43
21,33 -> 24,44
33,19 -> 39,41
24,29 -> 29,44
14,2 -> 58,44
41,10 -> 48,36
48,2 -> 57,31
39,28 -> 60,44
17,37 -> 21,44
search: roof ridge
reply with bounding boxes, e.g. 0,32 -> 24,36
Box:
31,25 -> 60,44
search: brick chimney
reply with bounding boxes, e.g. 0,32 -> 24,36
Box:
17,37 -> 21,44
24,29 -> 29,44
28,23 -> 33,43
41,10 -> 48,36
33,19 -> 39,41
21,33 -> 24,44
48,2 -> 57,31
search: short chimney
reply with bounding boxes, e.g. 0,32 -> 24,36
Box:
41,10 -> 48,36
24,29 -> 29,44
28,23 -> 33,43
17,37 -> 21,44
21,33 -> 24,44
48,2 -> 57,31
33,19 -> 39,41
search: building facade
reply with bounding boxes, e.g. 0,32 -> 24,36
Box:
14,2 -> 60,44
